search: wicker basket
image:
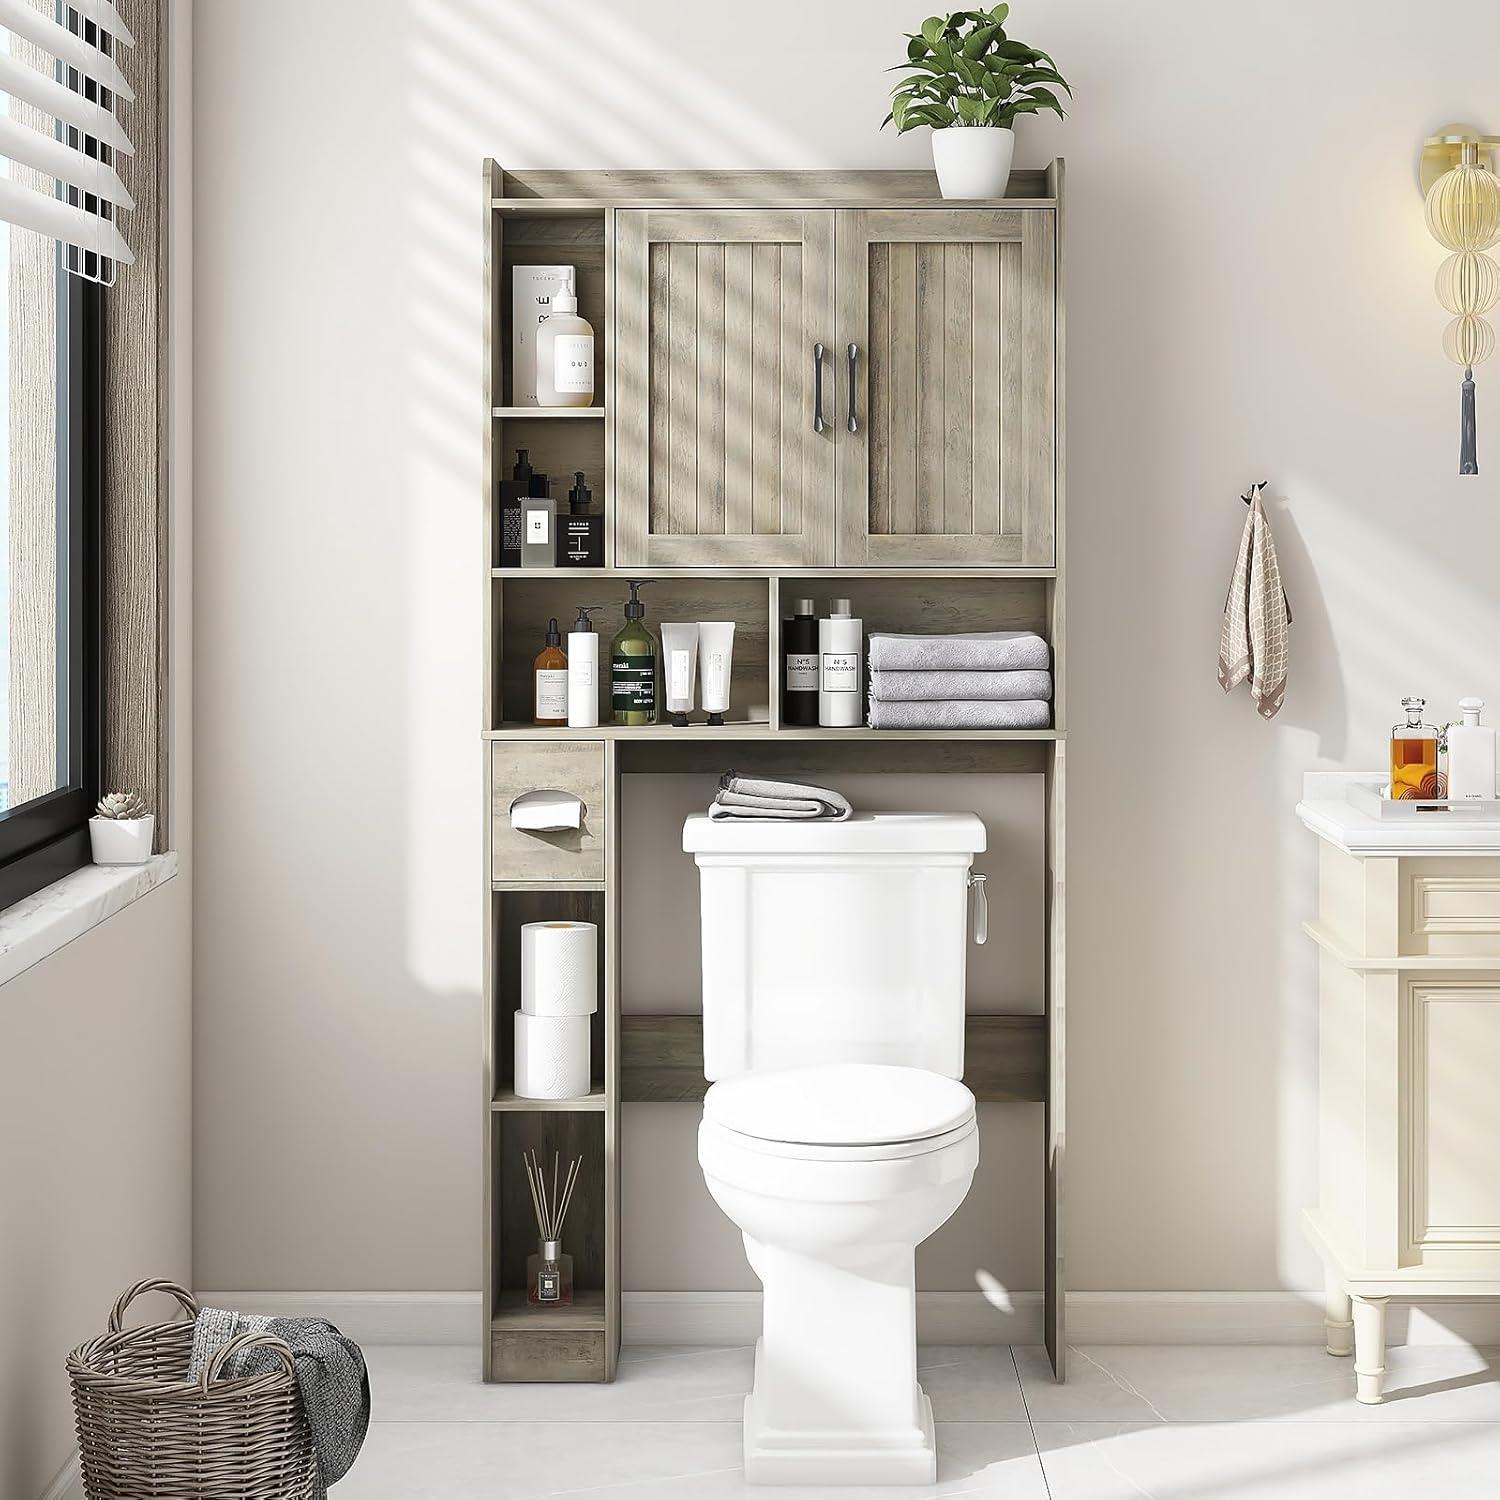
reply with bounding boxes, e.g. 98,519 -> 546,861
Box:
67,1278 -> 319,1500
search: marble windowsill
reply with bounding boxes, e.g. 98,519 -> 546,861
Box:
0,852 -> 179,988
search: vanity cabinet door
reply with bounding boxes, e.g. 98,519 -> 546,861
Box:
835,209 -> 1056,567
615,210 -> 837,568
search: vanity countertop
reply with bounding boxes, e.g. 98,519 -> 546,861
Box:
1298,772 -> 1500,856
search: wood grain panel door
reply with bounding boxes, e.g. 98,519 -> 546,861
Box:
615,211 -> 836,567
835,209 -> 1055,567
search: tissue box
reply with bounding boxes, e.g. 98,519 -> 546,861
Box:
511,264 -> 575,406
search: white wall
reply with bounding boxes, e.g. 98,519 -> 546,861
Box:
191,0 -> 1500,1302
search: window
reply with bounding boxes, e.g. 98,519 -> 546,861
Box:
0,227 -> 99,908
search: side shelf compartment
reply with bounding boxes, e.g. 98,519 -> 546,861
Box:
491,740 -> 606,883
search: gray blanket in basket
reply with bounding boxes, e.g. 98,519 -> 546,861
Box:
189,1308 -> 370,1496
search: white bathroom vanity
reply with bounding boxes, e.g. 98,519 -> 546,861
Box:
1298,772 -> 1500,1403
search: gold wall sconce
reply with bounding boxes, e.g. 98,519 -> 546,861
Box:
1422,126 -> 1500,475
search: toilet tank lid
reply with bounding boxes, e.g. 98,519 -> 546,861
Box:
683,812 -> 985,854
705,1063 -> 976,1146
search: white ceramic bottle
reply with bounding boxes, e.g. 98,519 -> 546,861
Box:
818,598 -> 863,727
567,606 -> 600,728
535,282 -> 594,408
1447,697 -> 1497,800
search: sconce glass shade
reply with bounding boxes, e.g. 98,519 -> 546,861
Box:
1425,161 -> 1500,251
1436,250 -> 1500,315
1443,313 -> 1496,368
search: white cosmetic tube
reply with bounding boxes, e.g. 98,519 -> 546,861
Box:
660,622 -> 700,727
697,621 -> 736,726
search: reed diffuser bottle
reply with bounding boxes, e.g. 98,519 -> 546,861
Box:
524,1149 -> 581,1306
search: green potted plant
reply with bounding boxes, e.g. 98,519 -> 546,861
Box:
883,6 -> 1070,200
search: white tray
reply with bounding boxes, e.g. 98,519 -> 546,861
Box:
1347,778 -> 1500,821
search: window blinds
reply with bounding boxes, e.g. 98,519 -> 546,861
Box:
0,0 -> 134,283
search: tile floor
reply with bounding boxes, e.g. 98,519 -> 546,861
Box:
341,1341 -> 1500,1498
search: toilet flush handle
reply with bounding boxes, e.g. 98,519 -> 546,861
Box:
968,872 -> 988,946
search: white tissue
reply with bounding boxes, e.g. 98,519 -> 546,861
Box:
520,921 -> 598,1016
514,1012 -> 591,1099
509,790 -> 584,832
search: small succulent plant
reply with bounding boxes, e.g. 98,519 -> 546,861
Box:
95,790 -> 150,821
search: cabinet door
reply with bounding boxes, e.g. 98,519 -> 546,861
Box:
836,209 -> 1055,567
615,211 -> 836,567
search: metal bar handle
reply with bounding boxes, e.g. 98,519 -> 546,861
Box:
846,342 -> 860,433
812,342 -> 826,433
968,871 -> 988,946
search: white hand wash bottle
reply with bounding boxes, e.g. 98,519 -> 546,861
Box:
1447,697 -> 1497,800
536,281 -> 595,408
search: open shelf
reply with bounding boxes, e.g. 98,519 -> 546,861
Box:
492,1287 -> 606,1330
492,406 -> 604,419
492,1086 -> 608,1112
487,723 -> 1057,741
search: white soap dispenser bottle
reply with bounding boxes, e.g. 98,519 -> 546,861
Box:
1447,697 -> 1496,800
535,281 -> 595,408
818,597 -> 864,727
567,606 -> 601,728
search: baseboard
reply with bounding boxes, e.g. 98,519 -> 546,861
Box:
39,1450 -> 83,1500
196,1289 -> 1500,1348
194,1290 -> 481,1345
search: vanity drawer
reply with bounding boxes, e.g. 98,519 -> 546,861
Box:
1401,859 -> 1500,955
490,741 -> 606,883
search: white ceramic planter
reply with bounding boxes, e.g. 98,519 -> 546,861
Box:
89,814 -> 154,866
930,126 -> 1015,200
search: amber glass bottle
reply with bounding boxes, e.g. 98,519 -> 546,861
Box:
533,617 -> 568,727
1390,696 -> 1441,800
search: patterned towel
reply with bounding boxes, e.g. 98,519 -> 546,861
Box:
1218,481 -> 1291,719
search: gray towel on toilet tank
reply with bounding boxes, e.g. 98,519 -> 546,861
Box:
189,1307 -> 370,1496
870,668 -> 1053,702
710,772 -> 852,821
866,698 -> 1052,730
866,630 -> 1050,673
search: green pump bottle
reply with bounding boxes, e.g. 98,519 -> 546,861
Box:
611,580 -> 658,725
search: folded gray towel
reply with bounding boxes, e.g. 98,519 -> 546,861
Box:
710,772 -> 852,821
189,1308 -> 370,1496
870,668 -> 1052,703
867,631 -> 1050,672
866,698 -> 1052,730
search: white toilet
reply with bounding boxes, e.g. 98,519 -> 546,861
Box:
684,811 -> 987,1486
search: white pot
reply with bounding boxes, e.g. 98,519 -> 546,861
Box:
930,126 -> 1016,200
89,814 -> 155,866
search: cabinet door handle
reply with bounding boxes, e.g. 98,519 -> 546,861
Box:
846,342 -> 860,433
812,342 -> 827,433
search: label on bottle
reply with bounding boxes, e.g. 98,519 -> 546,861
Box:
525,506 -> 550,544
612,653 -> 656,715
500,503 -> 524,558
821,652 -> 859,693
785,652 -> 818,692
571,657 -> 595,689
552,334 -> 594,395
562,516 -> 599,565
667,649 -> 693,703
535,669 -> 568,719
537,1268 -> 560,1302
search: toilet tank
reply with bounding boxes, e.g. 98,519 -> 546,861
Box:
683,813 -> 986,1081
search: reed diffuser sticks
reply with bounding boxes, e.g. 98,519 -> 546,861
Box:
524,1149 -> 581,1241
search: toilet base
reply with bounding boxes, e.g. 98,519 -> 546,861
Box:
743,1353 -> 937,1486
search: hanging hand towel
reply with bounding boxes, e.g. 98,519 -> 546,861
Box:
710,772 -> 852,821
1218,481 -> 1291,719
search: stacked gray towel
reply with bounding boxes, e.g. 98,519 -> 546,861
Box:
866,632 -> 1052,729
711,771 -> 852,820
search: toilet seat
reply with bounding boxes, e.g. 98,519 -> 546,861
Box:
704,1063 -> 975,1161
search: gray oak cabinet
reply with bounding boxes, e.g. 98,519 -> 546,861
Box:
615,207 -> 1056,569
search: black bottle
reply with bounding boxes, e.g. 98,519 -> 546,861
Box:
558,471 -> 604,568
782,596 -> 819,726
497,448 -> 549,567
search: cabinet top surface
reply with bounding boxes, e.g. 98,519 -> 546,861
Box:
1299,772 -> 1500,856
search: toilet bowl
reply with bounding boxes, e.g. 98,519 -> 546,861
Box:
698,1062 -> 979,1485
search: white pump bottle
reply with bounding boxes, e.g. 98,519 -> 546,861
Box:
1447,697 -> 1497,801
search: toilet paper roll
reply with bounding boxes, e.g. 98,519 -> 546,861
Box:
520,921 -> 597,1016
514,1011 -> 592,1099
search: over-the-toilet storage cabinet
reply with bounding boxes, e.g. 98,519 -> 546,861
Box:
1300,797 -> 1500,1402
614,208 -> 1055,568
483,164 -> 1066,1386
